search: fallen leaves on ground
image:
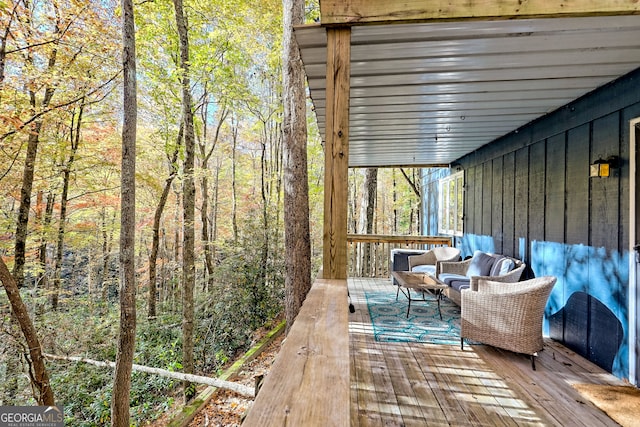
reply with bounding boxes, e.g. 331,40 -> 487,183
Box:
187,333 -> 283,426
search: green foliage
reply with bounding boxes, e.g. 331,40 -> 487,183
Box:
194,214 -> 285,373
37,300 -> 180,426
49,363 -> 111,426
135,316 -> 182,370
49,361 -> 176,426
305,0 -> 320,23
1,242 -> 284,424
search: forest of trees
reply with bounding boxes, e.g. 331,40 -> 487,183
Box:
0,0 -> 421,424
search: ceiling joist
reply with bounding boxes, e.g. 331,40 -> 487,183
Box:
296,15 -> 640,167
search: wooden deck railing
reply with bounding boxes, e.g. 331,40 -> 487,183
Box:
242,277 -> 350,426
347,234 -> 453,277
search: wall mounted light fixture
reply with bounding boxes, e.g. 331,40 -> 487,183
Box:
590,156 -> 619,178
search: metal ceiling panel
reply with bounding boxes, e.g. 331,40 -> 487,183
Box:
295,16 -> 640,167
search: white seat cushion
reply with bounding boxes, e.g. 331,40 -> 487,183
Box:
411,264 -> 437,275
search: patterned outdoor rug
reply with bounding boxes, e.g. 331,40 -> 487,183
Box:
365,288 -> 461,344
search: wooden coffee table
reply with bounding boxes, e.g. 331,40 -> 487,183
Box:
391,271 -> 449,319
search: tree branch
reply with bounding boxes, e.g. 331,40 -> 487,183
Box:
0,71 -> 122,142
67,185 -> 121,202
0,138 -> 24,181
399,167 -> 421,198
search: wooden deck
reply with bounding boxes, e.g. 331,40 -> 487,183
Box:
349,277 -> 627,427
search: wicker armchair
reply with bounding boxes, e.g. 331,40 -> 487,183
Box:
394,247 -> 460,300
408,246 -> 461,274
460,276 -> 557,370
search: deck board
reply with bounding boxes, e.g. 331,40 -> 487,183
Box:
349,277 -> 626,427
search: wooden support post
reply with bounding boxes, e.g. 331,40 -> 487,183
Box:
323,27 -> 351,280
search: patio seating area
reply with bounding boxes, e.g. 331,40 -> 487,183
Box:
349,277 -> 627,426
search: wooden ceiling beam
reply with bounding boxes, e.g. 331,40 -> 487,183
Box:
320,0 -> 640,26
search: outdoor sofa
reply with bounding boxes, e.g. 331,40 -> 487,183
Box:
428,250 -> 526,305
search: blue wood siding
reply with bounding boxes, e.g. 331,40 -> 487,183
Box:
491,157 -> 504,255
428,67 -> 640,381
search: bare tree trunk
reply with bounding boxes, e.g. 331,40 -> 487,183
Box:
271,119 -> 284,247
52,101 -> 83,310
399,167 -> 422,234
173,0 -> 196,401
87,246 -> 94,299
36,192 -> 54,296
100,208 -> 115,302
14,127 -> 41,287
231,114 -> 239,242
173,192 -> 181,262
170,191 -> 181,312
358,168 -> 377,275
198,103 -> 227,292
0,257 -> 54,404
283,0 -> 311,333
100,214 -> 108,302
349,171 -> 358,233
34,191 -> 45,286
399,167 -> 421,198
111,0 -> 137,424
212,158 -> 221,252
148,124 -> 182,319
364,169 -> 377,235
14,6 -> 59,288
393,169 -> 398,234
0,1 -> 20,87
198,120 -> 213,292
355,171 -> 365,275
256,130 -> 270,321
159,240 -> 167,304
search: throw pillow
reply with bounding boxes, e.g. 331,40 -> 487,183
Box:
489,257 -> 515,276
466,250 -> 496,277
